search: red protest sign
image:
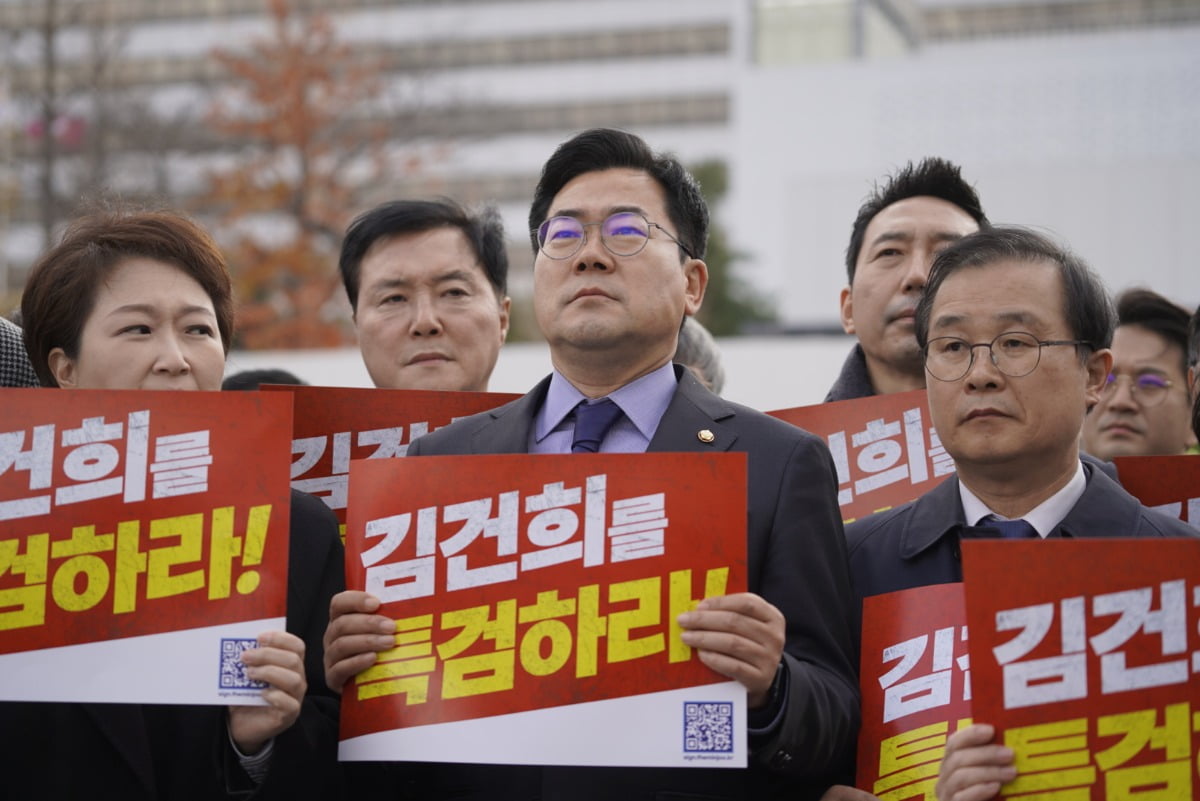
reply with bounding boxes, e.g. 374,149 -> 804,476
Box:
768,389 -> 952,523
0,389 -> 292,704
340,452 -> 749,767
963,539 -> 1200,799
262,385 -> 520,527
857,583 -> 972,798
1113,455 -> 1200,529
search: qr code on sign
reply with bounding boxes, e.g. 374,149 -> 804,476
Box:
683,702 -> 733,753
218,638 -> 266,690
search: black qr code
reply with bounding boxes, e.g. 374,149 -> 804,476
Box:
683,702 -> 733,753
218,638 -> 266,690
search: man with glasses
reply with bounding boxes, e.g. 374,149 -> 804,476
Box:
1080,289 -> 1197,459
324,128 -> 859,799
828,158 -> 987,401
840,227 -> 1196,801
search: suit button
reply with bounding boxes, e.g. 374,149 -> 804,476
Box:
769,750 -> 793,769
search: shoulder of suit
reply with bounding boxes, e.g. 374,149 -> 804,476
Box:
1136,505 -> 1200,538
410,394 -> 526,454
845,500 -> 917,554
701,393 -> 826,444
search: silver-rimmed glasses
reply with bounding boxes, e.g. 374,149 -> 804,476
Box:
534,212 -> 694,260
924,331 -> 1090,382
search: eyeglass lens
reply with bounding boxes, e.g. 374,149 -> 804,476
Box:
538,212 -> 650,258
1102,373 -> 1171,404
926,332 -> 1042,380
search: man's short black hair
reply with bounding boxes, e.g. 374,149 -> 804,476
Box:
1113,288 -> 1191,376
845,157 -> 989,283
339,199 -> 508,311
528,128 -> 708,262
915,226 -> 1116,356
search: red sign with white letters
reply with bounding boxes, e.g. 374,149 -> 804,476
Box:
0,389 -> 292,704
1112,455 -> 1200,529
340,453 -> 748,744
856,583 -> 972,797
769,389 -> 952,523
963,539 -> 1200,799
262,385 -> 521,528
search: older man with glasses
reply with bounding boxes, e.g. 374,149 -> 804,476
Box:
834,227 -> 1197,801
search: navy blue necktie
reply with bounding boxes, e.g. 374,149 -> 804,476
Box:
571,398 -> 623,453
988,516 -> 1039,539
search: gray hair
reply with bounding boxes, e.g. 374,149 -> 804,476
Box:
674,316 -> 725,394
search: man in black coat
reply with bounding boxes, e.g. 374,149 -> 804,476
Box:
324,128 -> 859,800
843,227 -> 1197,801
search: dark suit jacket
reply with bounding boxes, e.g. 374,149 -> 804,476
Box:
0,490 -> 345,801
384,367 -> 859,801
846,460 -> 1199,611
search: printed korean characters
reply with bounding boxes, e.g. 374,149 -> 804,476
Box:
963,538 -> 1200,800
263,386 -> 520,530
339,452 -> 749,768
857,583 -> 973,799
770,389 -> 953,523
0,389 -> 292,704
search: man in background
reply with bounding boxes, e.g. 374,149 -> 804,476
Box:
828,158 -> 987,401
338,199 -> 510,392
840,227 -> 1195,801
1080,287 -> 1196,459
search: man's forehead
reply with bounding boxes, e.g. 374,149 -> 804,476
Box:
360,237 -> 486,290
930,259 -> 1064,327
547,168 -> 667,219
1112,325 -> 1186,373
362,228 -> 478,271
865,196 -> 978,237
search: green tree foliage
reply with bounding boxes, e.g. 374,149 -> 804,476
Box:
689,160 -> 777,336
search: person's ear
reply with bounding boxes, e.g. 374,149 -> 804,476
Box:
1083,347 -> 1113,409
839,286 -> 855,335
48,347 -> 78,388
497,296 -> 511,343
682,259 -> 708,316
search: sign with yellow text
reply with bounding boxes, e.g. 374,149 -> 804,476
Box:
769,390 -> 952,524
963,539 -> 1200,799
857,583 -> 972,799
339,452 -> 749,768
0,389 -> 292,705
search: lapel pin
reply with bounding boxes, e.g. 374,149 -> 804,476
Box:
697,429 -> 715,444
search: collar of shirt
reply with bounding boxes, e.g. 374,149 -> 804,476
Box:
958,459 -> 1087,538
531,362 -> 678,453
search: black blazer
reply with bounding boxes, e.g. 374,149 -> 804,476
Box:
847,461 -> 1199,611
375,368 -> 859,801
0,490 -> 345,801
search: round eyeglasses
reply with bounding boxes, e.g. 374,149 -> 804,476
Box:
924,331 -> 1090,382
1099,372 -> 1175,407
534,212 -> 694,260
